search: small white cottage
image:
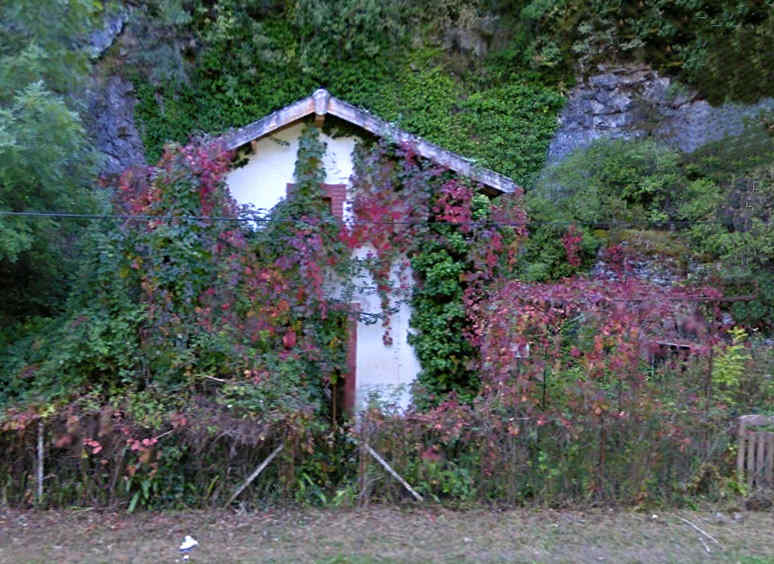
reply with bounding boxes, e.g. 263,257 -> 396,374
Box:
222,89 -> 518,413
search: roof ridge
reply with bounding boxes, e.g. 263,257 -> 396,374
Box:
222,89 -> 519,194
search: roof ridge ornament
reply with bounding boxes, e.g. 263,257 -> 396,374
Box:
313,88 -> 331,116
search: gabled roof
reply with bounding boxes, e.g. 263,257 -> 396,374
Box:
222,89 -> 519,194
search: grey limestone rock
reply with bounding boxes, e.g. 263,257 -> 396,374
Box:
87,5 -> 129,59
87,75 -> 146,178
83,3 -> 146,178
548,65 -> 774,163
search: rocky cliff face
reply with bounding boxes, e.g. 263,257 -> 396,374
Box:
84,4 -> 146,178
548,65 -> 774,164
87,74 -> 146,178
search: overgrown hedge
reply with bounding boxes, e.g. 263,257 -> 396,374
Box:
2,131 -> 773,511
2,338 -> 771,509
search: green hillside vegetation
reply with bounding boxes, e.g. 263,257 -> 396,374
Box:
131,0 -> 774,170
526,117 -> 774,328
517,0 -> 774,104
129,0 -> 567,186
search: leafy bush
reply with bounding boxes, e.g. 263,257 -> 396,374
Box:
523,126 -> 774,331
679,122 -> 774,329
522,138 -> 683,280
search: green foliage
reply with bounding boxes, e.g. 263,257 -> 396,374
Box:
0,0 -> 99,327
410,235 -> 480,402
132,2 -> 564,185
532,138 -> 683,225
524,124 -> 774,332
0,132 -> 348,433
218,354 -> 322,417
408,191 -> 511,402
517,0 -> 774,104
523,138 -> 683,280
290,0 -> 406,68
712,327 -> 752,406
679,121 -> 774,328
0,0 -> 97,96
456,82 -> 564,185
413,458 -> 476,502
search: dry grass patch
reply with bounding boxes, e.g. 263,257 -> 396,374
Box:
0,506 -> 772,563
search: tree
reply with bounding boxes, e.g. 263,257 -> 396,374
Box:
0,0 -> 99,326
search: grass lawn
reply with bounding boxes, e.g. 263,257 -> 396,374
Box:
0,506 -> 772,563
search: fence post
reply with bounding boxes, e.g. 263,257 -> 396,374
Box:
36,419 -> 44,506
358,414 -> 368,506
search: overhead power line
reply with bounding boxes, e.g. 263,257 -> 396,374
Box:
0,210 -> 260,222
0,209 -> 749,229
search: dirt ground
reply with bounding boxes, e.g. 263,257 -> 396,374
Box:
0,505 -> 772,563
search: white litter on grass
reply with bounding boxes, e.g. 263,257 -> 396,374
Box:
179,535 -> 199,561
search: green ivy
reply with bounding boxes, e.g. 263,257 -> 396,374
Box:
131,3 -> 565,186
409,195 -> 495,404
518,0 -> 774,104
411,240 -> 479,402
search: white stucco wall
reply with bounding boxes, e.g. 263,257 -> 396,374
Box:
225,122 -> 420,413
350,248 -> 420,413
226,121 -> 357,213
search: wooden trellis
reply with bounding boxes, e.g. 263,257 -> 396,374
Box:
737,414 -> 774,489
